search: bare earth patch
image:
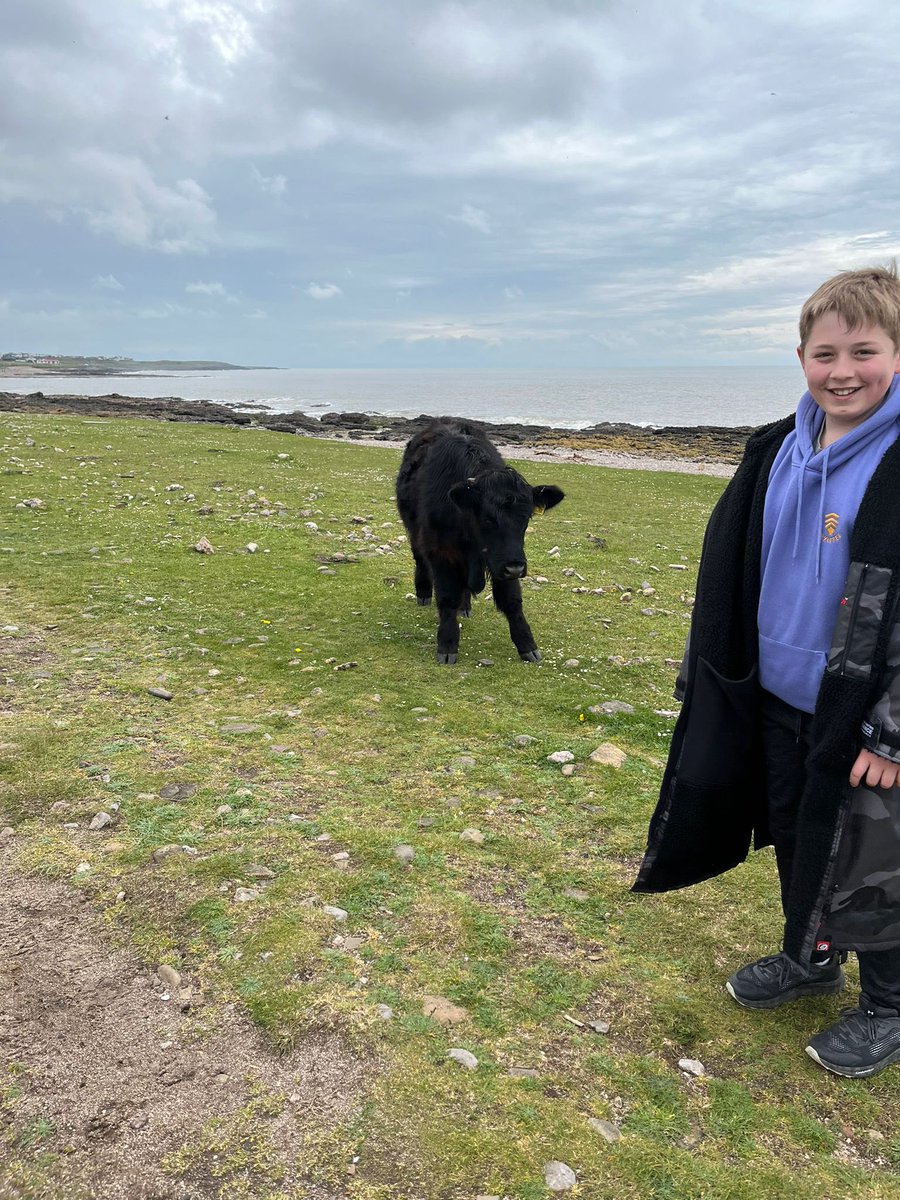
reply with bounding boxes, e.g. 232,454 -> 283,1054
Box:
0,852 -> 367,1199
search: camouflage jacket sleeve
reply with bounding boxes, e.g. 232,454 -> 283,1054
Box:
861,588 -> 900,764
828,562 -> 900,764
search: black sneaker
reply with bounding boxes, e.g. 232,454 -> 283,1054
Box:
726,952 -> 845,1009
806,1006 -> 900,1078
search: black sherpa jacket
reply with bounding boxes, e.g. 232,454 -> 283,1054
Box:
633,416 -> 900,963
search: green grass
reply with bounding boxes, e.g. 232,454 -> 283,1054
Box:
1,413 -> 899,1199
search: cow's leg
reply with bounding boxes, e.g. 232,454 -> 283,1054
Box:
460,589 -> 472,618
492,576 -> 540,662
412,549 -> 433,605
433,565 -> 465,664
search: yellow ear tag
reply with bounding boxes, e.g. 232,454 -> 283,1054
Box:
533,505 -> 545,516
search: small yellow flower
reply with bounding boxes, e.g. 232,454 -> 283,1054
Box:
294,647 -> 302,653
261,619 -> 271,625
578,712 -> 585,722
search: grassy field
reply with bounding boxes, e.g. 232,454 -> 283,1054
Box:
1,412 -> 899,1200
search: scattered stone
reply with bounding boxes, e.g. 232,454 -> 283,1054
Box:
507,1066 -> 540,1078
376,1003 -> 394,1021
477,658 -> 493,668
561,764 -> 576,776
0,827 -> 15,845
245,542 -> 259,553
193,538 -> 214,554
88,812 -> 112,831
147,686 -> 173,702
589,701 -> 635,716
588,1117 -> 621,1143
323,905 -> 349,921
75,862 -> 91,873
335,661 -> 358,671
342,935 -> 365,951
158,782 -> 197,802
422,995 -> 469,1026
454,755 -> 476,768
448,1048 -> 478,1071
417,816 -> 436,829
544,1161 -> 577,1192
393,844 -> 415,866
668,563 -> 688,570
588,1019 -> 611,1035
459,827 -> 485,846
151,844 -> 198,862
157,964 -> 182,990
234,887 -> 260,902
563,658 -> 580,668
215,804 -> 233,817
678,1057 -> 706,1077
514,734 -> 536,746
547,750 -> 575,764
246,864 -> 275,879
589,743 -> 627,768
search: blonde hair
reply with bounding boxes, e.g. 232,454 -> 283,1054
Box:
799,263 -> 900,351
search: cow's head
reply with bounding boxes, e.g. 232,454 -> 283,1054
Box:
448,468 -> 564,580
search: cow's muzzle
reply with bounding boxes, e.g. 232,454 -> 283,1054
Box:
501,561 -> 526,579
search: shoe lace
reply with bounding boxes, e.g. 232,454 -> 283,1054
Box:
754,954 -> 803,984
834,1005 -> 896,1042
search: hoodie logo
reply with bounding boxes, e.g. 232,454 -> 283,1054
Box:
823,513 -> 841,543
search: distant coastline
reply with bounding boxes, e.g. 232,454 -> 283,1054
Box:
0,356 -> 267,378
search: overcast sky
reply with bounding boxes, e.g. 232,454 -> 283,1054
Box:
4,0 -> 900,368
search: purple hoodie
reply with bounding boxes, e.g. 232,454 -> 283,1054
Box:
758,375 -> 900,712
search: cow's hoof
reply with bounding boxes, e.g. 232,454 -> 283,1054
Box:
416,596 -> 433,606
437,652 -> 458,665
460,607 -> 471,619
520,649 -> 541,663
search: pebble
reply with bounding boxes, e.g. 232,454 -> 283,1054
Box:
588,1019 -> 611,1034
234,887 -> 260,902
193,538 -> 214,553
544,1161 -> 577,1192
561,764 -> 576,776
588,1117 -> 621,1143
158,782 -> 197,802
245,543 -> 259,553
459,827 -> 485,846
589,744 -> 627,767
589,701 -> 635,715
0,827 -> 15,844
323,905 -> 349,921
477,658 -> 493,667
147,687 -> 173,701
678,1057 -> 706,1077
376,1003 -> 394,1021
547,750 -> 575,764
454,755 -> 476,768
507,1066 -> 539,1078
215,805 -> 233,817
447,1048 -> 478,1071
151,844 -> 198,862
89,812 -> 113,831
393,844 -> 415,866
246,864 -> 275,879
514,734 -> 536,746
563,888 -> 590,902
157,964 -> 182,990
563,659 -> 580,668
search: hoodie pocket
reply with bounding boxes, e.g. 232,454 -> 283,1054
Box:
677,657 -> 758,788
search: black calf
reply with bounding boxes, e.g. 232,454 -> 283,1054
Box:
395,419 -> 564,663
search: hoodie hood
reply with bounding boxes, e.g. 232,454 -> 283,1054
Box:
758,374 -> 900,712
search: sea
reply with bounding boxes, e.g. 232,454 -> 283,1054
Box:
1,365 -> 806,430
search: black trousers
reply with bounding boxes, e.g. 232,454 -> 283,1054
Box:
761,688 -> 900,1014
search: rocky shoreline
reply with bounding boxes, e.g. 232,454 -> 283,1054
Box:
0,389 -> 757,466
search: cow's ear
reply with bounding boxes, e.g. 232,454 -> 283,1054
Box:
532,485 -> 564,514
449,480 -> 479,510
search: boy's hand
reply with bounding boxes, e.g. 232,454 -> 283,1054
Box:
850,749 -> 900,789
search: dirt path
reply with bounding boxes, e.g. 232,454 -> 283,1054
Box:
0,852 -> 364,1199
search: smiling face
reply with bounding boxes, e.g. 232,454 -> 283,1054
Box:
799,311 -> 900,442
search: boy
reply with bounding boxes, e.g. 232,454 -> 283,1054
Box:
633,265 -> 900,1078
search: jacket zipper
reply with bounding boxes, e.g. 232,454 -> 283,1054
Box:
838,563 -> 869,677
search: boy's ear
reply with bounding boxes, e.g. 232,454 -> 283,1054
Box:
796,344 -> 804,365
449,479 -> 480,510
532,485 -> 564,514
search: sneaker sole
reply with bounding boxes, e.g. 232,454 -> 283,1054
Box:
725,974 -> 845,1010
805,1042 -> 900,1078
